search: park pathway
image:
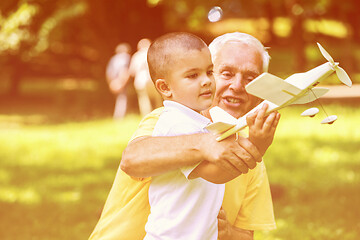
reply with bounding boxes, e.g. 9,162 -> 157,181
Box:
321,84 -> 360,99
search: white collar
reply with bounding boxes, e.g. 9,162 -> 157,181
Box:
163,100 -> 211,126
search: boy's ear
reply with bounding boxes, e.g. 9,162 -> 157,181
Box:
155,79 -> 172,98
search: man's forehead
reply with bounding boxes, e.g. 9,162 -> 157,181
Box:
221,40 -> 250,49
214,54 -> 262,70
215,44 -> 262,70
215,62 -> 260,74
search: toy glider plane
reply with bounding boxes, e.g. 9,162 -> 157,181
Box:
206,43 -> 352,141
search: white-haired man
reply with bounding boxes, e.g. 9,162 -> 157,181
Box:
89,32 -> 280,240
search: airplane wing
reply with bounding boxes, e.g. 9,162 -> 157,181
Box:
291,87 -> 329,104
245,73 -> 303,106
209,106 -> 237,124
205,107 -> 237,134
205,122 -> 236,135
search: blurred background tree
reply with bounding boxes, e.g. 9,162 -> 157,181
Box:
0,0 -> 164,97
0,0 -> 359,110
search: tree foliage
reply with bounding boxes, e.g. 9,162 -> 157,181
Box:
0,0 -> 358,96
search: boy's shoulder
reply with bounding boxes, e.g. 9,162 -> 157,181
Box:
157,105 -> 193,129
155,102 -> 209,136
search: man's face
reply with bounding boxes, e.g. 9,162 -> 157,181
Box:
211,42 -> 263,118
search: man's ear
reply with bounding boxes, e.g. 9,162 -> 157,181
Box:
155,79 -> 172,98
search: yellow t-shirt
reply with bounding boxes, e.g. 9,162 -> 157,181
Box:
89,108 -> 276,240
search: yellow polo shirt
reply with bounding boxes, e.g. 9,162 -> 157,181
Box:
89,108 -> 276,240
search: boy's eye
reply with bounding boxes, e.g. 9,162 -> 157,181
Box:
186,73 -> 198,79
207,70 -> 213,76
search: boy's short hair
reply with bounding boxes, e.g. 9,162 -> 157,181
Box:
147,32 -> 208,81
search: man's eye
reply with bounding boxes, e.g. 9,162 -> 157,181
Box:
246,76 -> 254,82
245,75 -> 257,83
220,71 -> 232,79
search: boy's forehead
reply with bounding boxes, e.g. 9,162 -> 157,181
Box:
166,47 -> 212,73
169,45 -> 208,54
170,46 -> 210,60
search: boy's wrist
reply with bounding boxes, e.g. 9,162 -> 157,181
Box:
248,137 -> 267,157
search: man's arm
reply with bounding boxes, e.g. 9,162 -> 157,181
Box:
120,132 -> 261,178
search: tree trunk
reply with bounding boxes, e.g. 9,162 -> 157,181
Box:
7,56 -> 23,97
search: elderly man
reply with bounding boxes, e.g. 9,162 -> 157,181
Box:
89,32 -> 280,240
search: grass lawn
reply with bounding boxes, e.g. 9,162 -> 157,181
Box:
0,114 -> 142,239
257,104 -> 360,240
0,103 -> 359,239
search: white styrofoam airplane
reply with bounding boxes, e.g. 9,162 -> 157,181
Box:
206,43 -> 352,141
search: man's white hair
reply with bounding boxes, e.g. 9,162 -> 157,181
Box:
209,32 -> 270,72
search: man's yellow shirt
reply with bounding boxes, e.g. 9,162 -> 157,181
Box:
89,108 -> 276,240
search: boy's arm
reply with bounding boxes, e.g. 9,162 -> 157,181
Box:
188,106 -> 280,184
187,136 -> 261,184
121,107 -> 269,180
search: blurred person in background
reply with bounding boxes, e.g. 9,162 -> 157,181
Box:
106,43 -> 132,119
129,38 -> 162,116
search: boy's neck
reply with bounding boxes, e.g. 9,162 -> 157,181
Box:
164,100 -> 203,114
200,109 -> 211,120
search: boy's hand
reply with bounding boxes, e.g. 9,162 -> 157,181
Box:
246,103 -> 280,156
202,133 -> 262,175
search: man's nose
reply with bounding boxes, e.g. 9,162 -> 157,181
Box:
229,73 -> 245,92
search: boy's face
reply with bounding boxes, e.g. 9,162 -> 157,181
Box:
166,47 -> 215,113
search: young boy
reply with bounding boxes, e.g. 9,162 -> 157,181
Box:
144,32 -> 223,239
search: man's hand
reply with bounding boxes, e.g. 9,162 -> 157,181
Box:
201,133 -> 262,176
218,208 -> 232,239
246,103 -> 280,156
218,208 -> 254,240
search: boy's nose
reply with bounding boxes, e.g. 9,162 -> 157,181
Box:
201,76 -> 212,87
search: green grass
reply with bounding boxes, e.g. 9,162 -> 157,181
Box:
0,104 -> 359,239
256,104 -> 360,240
0,115 -> 141,239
